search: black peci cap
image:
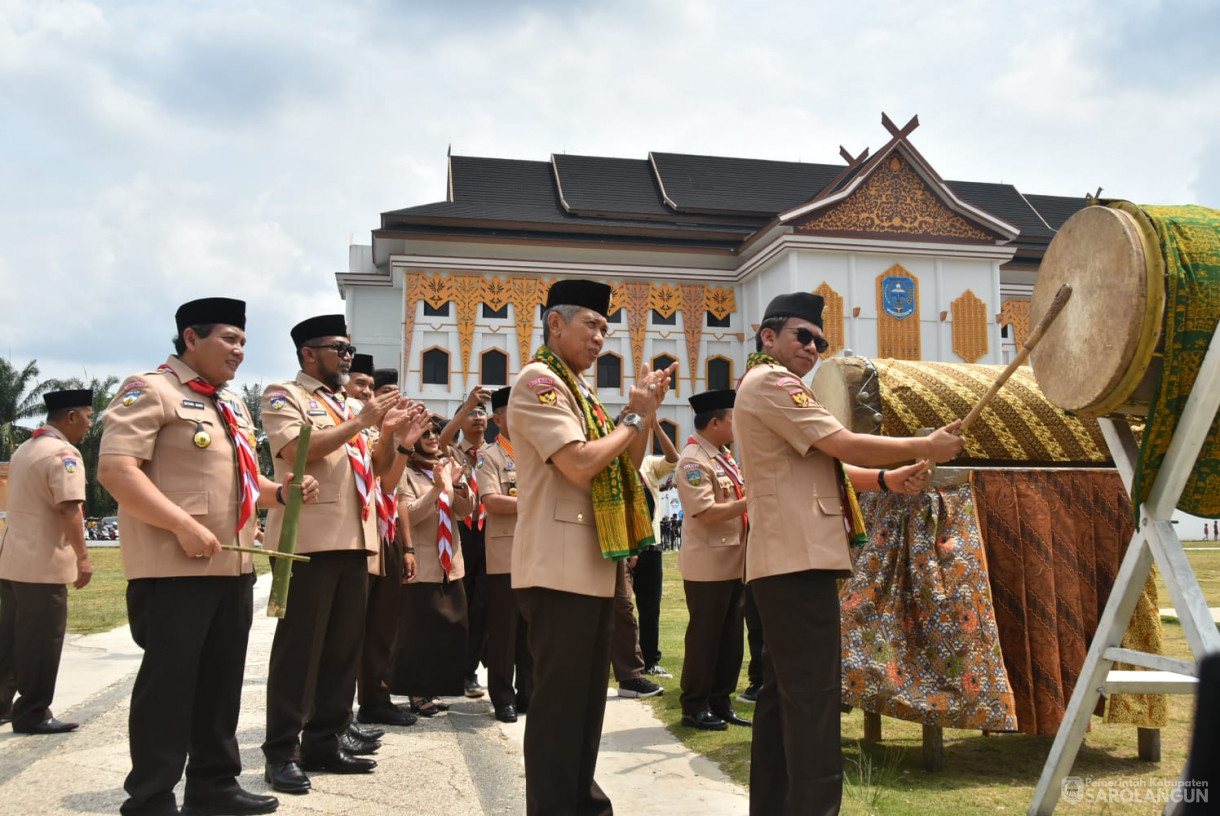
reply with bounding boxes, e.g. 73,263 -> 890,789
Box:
373,368 -> 399,390
491,386 -> 511,411
688,389 -> 736,414
291,314 -> 348,348
762,292 -> 825,329
175,297 -> 246,333
545,279 -> 612,317
44,389 -> 94,411
350,353 -> 374,376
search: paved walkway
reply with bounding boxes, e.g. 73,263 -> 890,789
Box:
0,574 -> 747,815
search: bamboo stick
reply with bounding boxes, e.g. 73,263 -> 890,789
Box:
220,545 -> 311,563
267,424 -> 311,618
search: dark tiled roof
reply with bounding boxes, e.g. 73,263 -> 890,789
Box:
551,154 -> 672,218
1023,194 -> 1090,231
649,152 -> 842,214
947,181 -> 1054,239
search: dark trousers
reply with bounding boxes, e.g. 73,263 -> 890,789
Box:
122,575 -> 254,816
358,539 -> 403,707
263,551 -> 368,764
485,573 -> 533,709
610,560 -> 645,683
516,587 -> 614,816
743,583 -> 764,686
461,523 -> 488,679
749,570 -> 843,816
632,547 -> 663,668
0,580 -> 68,729
679,579 -> 745,717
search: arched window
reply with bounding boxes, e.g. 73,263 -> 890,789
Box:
706,356 -> 732,391
596,353 -> 622,391
652,353 -> 679,396
481,349 -> 508,386
422,347 -> 449,385
423,301 -> 451,317
654,419 -> 678,456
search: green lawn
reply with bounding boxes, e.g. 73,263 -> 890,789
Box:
643,548 -> 1220,815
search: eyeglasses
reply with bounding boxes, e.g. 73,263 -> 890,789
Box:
783,327 -> 829,353
307,342 -> 357,358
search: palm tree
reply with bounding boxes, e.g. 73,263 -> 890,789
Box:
48,374 -> 121,517
0,357 -> 54,461
240,382 -> 275,477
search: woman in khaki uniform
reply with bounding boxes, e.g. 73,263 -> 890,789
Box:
390,417 -> 474,715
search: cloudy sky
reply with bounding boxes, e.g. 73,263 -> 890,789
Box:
3,0 -> 1220,392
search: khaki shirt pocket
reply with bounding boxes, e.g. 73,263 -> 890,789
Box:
163,490 -> 209,517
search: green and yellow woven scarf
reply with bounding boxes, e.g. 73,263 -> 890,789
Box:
746,352 -> 869,545
532,345 -> 656,560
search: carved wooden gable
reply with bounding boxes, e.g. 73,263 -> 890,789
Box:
793,153 -> 1001,243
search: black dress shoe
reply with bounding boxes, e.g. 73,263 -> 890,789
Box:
264,761 -> 310,794
680,710 -> 728,731
181,787 -> 279,815
348,722 -> 385,741
300,749 -> 377,774
339,730 -> 381,755
712,708 -> 752,727
494,704 -> 518,723
12,717 -> 78,734
358,702 -> 417,727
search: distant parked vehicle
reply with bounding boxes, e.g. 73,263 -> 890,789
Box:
101,516 -> 118,540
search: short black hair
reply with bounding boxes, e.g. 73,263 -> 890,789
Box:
694,408 -> 730,430
46,406 -> 83,423
172,324 -> 216,356
754,315 -> 788,352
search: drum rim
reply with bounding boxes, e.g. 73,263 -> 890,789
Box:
1083,201 -> 1165,417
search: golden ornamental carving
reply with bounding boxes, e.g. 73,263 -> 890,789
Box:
621,282 -> 652,378
1001,298 -> 1031,349
419,274 -> 454,309
610,282 -> 628,317
451,274 -> 484,379
795,154 -> 995,242
481,276 -> 510,312
813,282 -> 845,357
510,276 -> 548,371
680,284 -> 706,394
951,289 -> 989,363
876,265 -> 921,360
704,286 -> 736,320
402,270 -> 426,374
648,284 -> 682,318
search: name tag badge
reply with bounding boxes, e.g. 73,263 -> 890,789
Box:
306,409 -> 328,417
181,398 -> 205,410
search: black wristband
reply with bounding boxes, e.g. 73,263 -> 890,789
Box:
404,547 -> 415,554
397,444 -> 412,456
877,470 -> 890,493
275,485 -> 286,505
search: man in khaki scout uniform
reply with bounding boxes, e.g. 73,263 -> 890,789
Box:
509,279 -> 675,816
674,388 -> 750,732
99,297 -> 321,816
734,291 -> 963,816
357,364 -> 425,728
260,314 -> 410,794
0,388 -> 94,735
479,386 -> 532,723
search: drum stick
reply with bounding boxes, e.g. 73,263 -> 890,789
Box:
220,545 -> 311,563
958,283 -> 1073,435
267,424 -> 311,618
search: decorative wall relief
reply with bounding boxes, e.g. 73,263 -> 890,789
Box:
510,276 -> 549,372
451,274 -> 484,377
622,282 -> 652,378
951,289 -> 989,363
680,284 -> 707,393
813,282 -> 845,357
1001,299 -> 1031,350
876,265 -> 921,359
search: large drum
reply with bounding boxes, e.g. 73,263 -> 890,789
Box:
1028,202 -> 1166,417
811,356 -> 1111,466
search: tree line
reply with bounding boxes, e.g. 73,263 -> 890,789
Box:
1,357 -> 274,519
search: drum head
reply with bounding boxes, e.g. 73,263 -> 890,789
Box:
1029,204 -> 1164,416
811,358 -> 853,429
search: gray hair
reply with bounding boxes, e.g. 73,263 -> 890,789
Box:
542,304 -> 581,344
754,315 -> 789,352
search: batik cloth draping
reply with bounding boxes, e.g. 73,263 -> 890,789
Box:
868,359 -> 1111,467
841,483 -> 1017,731
1132,204 -> 1220,518
972,470 -> 1167,734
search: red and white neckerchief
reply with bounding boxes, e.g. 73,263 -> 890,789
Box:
317,388 -> 374,521
417,465 -> 453,580
31,427 -> 58,440
462,444 -> 485,530
158,363 -> 260,534
376,483 -> 399,544
714,447 -> 749,534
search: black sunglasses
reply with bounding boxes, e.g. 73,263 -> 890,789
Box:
783,327 -> 829,353
420,428 -> 441,438
307,342 -> 357,358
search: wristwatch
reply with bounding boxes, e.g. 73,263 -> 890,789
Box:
620,412 -> 645,434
